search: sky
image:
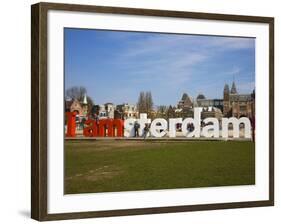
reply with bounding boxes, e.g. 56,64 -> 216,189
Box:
64,28 -> 255,106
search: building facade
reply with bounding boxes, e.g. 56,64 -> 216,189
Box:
65,94 -> 89,116
91,103 -> 115,119
175,81 -> 254,119
223,82 -> 255,118
177,93 -> 193,109
115,103 -> 138,119
196,95 -> 224,112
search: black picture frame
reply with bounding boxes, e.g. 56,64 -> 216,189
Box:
31,2 -> 274,221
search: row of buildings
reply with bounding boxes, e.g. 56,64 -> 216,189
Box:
65,95 -> 138,120
65,81 -> 255,121
176,81 -> 255,119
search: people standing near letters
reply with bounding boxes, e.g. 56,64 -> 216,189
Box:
134,121 -> 140,137
81,117 -> 86,130
143,123 -> 151,139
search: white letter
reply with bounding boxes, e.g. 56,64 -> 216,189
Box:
168,118 -> 182,137
150,119 -> 167,137
182,107 -> 202,138
222,117 -> 251,138
202,118 -> 219,138
124,118 -> 136,137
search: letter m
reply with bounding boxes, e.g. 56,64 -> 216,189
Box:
99,119 -> 124,137
222,117 -> 252,138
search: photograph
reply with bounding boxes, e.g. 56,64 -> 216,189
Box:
64,28 -> 256,194
31,2 -> 274,220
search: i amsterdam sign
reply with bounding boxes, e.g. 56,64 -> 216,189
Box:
66,108 -> 252,139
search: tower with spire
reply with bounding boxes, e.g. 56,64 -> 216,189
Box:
230,81 -> 237,94
222,78 -> 255,118
223,74 -> 239,117
177,93 -> 193,109
223,84 -> 230,116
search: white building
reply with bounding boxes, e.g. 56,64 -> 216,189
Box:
116,103 -> 138,119
97,103 -> 115,119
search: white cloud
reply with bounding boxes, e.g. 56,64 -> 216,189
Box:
224,67 -> 241,76
206,37 -> 255,51
101,33 -> 255,103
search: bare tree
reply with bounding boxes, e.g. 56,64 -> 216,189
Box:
66,86 -> 87,101
167,105 -> 175,118
146,91 -> 153,113
156,105 -> 167,118
65,86 -> 94,113
137,91 -> 154,115
137,91 -> 146,113
158,105 -> 167,113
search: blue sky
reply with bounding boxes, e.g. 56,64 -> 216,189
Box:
64,28 -> 255,106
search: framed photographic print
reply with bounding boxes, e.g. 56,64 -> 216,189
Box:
31,2 -> 274,221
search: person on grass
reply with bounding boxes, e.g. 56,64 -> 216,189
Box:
143,123 -> 150,139
134,121 -> 140,137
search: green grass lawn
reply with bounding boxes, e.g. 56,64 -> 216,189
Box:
64,140 -> 255,194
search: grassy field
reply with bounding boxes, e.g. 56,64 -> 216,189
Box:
64,140 -> 255,194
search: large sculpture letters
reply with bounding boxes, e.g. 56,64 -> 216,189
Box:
66,108 -> 252,139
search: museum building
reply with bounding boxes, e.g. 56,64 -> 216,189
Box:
176,81 -> 255,119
